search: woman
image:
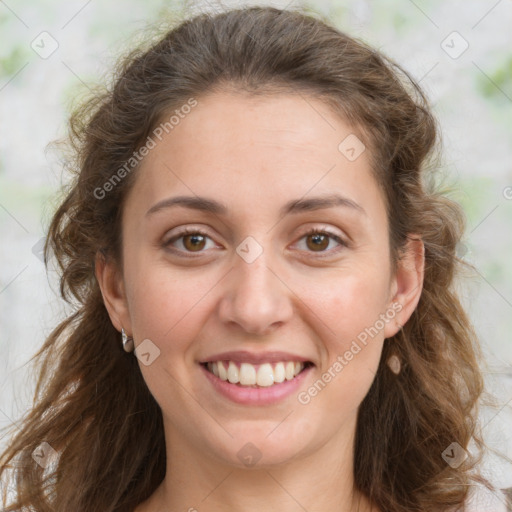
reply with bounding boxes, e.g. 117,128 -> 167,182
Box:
0,6 -> 497,511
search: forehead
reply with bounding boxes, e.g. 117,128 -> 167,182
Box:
162,91 -> 357,163
125,91 -> 384,221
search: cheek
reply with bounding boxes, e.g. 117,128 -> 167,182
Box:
296,270 -> 390,411
297,272 -> 388,412
125,259 -> 220,356
306,267 -> 392,344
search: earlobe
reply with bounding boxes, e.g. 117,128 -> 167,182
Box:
94,251 -> 132,335
384,235 -> 425,338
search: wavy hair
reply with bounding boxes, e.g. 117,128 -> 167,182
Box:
0,6 -> 497,511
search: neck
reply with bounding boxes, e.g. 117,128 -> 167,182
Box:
139,415 -> 376,512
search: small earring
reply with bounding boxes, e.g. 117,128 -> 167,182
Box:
121,328 -> 134,353
387,354 -> 401,375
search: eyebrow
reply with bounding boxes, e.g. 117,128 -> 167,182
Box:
145,193 -> 366,218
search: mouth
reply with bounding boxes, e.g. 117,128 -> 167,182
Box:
200,360 -> 315,388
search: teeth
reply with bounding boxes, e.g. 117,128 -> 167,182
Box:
207,360 -> 306,387
285,361 -> 295,380
217,361 -> 228,381
256,363 -> 274,387
227,361 -> 239,383
240,363 -> 256,385
274,362 -> 286,383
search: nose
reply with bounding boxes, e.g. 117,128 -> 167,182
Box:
218,250 -> 294,336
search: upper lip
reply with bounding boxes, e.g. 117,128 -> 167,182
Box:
199,350 -> 314,365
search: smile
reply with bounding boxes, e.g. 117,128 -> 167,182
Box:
202,360 -> 313,388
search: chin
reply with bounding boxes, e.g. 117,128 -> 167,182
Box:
207,428 -> 311,469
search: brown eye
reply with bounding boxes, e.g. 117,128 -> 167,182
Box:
306,232 -> 330,252
295,228 -> 348,256
164,228 -> 215,255
182,233 -> 206,252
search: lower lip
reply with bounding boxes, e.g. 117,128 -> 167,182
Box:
199,363 -> 314,405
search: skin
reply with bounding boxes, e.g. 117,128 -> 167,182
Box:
96,91 -> 424,512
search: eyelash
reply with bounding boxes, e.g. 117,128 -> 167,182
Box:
163,227 -> 348,258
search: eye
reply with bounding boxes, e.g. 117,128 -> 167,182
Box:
163,226 -> 348,258
294,227 -> 348,256
164,228 -> 217,255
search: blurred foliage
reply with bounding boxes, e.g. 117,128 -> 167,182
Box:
0,10 -> 29,80
476,56 -> 512,111
457,177 -> 494,219
0,46 -> 29,79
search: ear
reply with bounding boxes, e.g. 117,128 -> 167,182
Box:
95,251 -> 132,336
384,235 -> 425,338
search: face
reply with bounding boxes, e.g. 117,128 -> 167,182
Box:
98,91 -> 421,470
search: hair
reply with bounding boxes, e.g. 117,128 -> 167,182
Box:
0,5 -> 500,512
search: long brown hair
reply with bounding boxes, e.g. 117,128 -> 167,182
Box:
0,6 -> 498,511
